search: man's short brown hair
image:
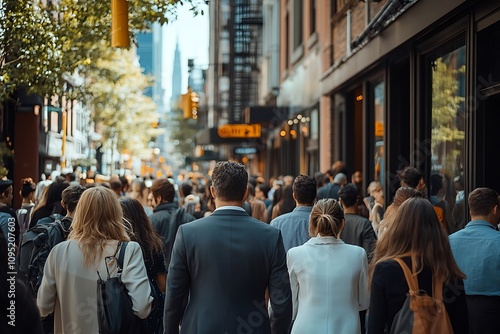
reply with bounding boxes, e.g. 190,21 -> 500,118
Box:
150,179 -> 175,203
468,187 -> 499,217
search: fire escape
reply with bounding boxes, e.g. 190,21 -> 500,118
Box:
229,0 -> 263,123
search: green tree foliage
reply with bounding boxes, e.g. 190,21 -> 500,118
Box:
167,105 -> 198,158
86,44 -> 162,159
0,0 -> 205,164
0,0 -> 205,100
431,56 -> 466,171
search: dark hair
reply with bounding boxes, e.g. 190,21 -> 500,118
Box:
372,197 -> 465,282
338,183 -> 359,208
247,183 -> 256,197
430,174 -> 443,196
61,185 -> 86,212
150,179 -> 175,203
468,187 -> 499,217
43,181 -> 69,213
272,186 -> 283,207
211,161 -> 248,202
309,198 -> 344,237
20,178 -> 36,198
314,172 -> 327,188
109,178 -> 122,192
277,185 -> 296,216
292,175 -> 317,205
120,197 -> 164,262
256,183 -> 270,198
119,176 -> 129,192
180,182 -> 193,198
397,166 -> 423,188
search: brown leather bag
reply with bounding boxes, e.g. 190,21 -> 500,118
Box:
390,258 -> 454,334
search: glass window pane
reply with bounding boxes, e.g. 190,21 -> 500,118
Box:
373,81 -> 384,189
431,44 -> 466,230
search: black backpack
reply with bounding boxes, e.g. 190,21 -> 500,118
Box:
16,217 -> 72,298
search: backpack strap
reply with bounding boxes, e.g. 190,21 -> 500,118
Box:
393,258 -> 419,293
394,257 -> 445,301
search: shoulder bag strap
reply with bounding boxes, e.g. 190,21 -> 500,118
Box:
393,258 -> 419,293
116,241 -> 128,270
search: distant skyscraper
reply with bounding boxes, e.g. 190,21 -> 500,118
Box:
170,39 -> 182,108
136,24 -> 166,113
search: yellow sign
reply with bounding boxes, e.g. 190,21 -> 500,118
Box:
218,124 -> 261,138
375,121 -> 384,137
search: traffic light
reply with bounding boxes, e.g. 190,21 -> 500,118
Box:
181,87 -> 193,119
111,0 -> 130,48
191,91 -> 199,120
181,87 -> 200,119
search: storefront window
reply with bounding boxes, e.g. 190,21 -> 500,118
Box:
430,44 -> 466,229
373,81 -> 384,188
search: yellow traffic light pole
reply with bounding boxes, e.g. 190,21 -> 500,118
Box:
111,0 -> 130,48
61,110 -> 67,169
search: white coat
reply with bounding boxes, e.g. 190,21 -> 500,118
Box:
287,236 -> 369,334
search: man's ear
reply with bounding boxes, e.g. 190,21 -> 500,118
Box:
60,200 -> 66,210
210,186 -> 216,199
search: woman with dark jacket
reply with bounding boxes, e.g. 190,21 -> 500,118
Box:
368,197 -> 468,334
120,197 -> 167,334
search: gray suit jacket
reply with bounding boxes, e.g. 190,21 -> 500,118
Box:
164,208 -> 292,334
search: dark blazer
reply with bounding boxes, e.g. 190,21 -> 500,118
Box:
164,208 -> 292,334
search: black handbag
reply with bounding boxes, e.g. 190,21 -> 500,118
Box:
97,241 -> 148,334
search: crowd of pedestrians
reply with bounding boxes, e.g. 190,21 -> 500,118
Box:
0,161 -> 499,334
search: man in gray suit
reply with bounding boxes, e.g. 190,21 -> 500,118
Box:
164,161 -> 292,334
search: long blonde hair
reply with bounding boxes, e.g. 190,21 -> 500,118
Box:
68,186 -> 129,266
370,197 -> 465,283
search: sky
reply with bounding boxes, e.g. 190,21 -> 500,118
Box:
163,3 -> 209,102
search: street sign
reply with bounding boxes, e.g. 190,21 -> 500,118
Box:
218,124 -> 261,138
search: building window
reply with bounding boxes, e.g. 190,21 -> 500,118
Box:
310,0 -> 316,35
285,13 -> 290,69
372,80 -> 385,188
429,42 -> 466,215
293,0 -> 303,49
330,0 -> 337,18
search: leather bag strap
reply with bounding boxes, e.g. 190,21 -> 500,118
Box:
393,257 -> 419,293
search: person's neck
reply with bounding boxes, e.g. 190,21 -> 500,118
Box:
22,198 -> 33,204
295,202 -> 311,207
215,200 -> 244,208
343,206 -> 358,214
471,215 -> 497,227
0,202 -> 6,208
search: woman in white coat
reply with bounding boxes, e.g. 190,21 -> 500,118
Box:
287,198 -> 369,334
37,186 -> 152,334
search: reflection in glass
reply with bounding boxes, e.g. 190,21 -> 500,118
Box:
431,44 -> 466,231
373,81 -> 384,189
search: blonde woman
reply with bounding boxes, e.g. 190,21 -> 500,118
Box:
37,186 -> 152,334
287,198 -> 369,334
